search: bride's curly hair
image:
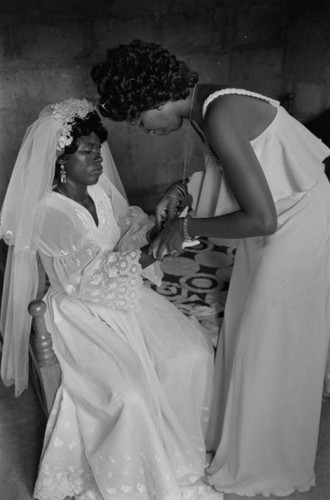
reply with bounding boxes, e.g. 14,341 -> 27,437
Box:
55,111 -> 108,180
91,39 -> 199,121
62,111 -> 108,155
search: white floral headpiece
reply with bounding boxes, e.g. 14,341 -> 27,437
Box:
52,98 -> 96,151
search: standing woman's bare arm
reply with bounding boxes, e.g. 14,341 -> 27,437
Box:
187,95 -> 278,239
148,94 -> 278,259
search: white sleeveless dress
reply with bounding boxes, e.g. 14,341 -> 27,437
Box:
189,89 -> 330,497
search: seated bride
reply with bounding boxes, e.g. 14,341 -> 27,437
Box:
0,98 -> 222,500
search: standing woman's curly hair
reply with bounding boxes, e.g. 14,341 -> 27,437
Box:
91,39 -> 199,122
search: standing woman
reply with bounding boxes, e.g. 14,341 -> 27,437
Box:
91,39 -> 330,498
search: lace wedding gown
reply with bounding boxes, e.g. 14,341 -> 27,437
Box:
32,182 -> 222,500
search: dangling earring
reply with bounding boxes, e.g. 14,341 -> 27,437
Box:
59,161 -> 66,184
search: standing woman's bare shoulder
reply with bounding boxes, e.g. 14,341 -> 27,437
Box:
203,93 -> 251,152
203,92 -> 276,143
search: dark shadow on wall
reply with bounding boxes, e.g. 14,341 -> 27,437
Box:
0,240 -> 8,342
304,109 -> 330,180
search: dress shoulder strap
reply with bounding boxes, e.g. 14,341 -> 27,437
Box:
202,88 -> 280,118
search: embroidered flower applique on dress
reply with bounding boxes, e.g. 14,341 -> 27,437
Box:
55,239 -> 143,310
75,208 -> 92,230
96,199 -> 111,227
79,249 -> 143,310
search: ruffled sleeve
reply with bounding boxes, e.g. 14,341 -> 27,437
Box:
116,205 -> 163,287
116,206 -> 154,251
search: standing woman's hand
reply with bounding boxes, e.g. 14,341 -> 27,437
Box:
148,217 -> 185,260
155,181 -> 193,230
155,191 -> 181,230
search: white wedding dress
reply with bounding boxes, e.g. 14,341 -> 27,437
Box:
32,182 -> 222,500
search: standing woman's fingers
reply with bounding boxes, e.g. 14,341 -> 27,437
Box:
148,231 -> 171,259
155,206 -> 168,230
155,195 -> 180,229
149,218 -> 185,259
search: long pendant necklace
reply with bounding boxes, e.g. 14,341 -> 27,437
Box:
182,83 -> 197,182
55,185 -> 66,196
55,185 -> 90,207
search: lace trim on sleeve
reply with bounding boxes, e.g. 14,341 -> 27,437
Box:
55,240 -> 143,311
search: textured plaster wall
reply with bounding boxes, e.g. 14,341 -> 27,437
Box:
0,0 -> 330,212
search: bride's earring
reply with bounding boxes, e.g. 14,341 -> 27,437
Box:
59,160 -> 66,183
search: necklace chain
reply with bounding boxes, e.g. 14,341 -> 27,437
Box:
55,185 -> 66,196
55,185 -> 92,207
182,83 -> 197,182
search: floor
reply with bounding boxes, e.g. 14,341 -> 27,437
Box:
0,237 -> 330,500
0,372 -> 46,500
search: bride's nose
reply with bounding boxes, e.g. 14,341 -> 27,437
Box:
94,151 -> 102,162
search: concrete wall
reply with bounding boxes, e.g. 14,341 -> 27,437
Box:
1,0 -> 330,212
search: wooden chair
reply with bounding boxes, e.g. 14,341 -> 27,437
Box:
28,257 -> 61,416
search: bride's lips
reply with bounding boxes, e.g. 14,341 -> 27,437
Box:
92,165 -> 103,175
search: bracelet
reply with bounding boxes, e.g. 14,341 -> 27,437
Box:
164,194 -> 179,199
174,179 -> 189,197
182,216 -> 194,240
163,178 -> 190,200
